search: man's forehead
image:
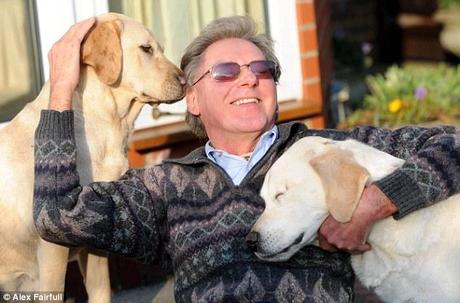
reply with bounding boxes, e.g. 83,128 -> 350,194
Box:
201,38 -> 265,64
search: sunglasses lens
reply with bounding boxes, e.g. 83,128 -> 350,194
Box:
209,60 -> 277,82
211,63 -> 241,81
250,60 -> 276,79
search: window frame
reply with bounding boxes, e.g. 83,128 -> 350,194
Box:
1,0 -> 321,146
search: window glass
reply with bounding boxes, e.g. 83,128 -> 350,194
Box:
109,0 -> 267,65
109,0 -> 267,129
0,0 -> 42,123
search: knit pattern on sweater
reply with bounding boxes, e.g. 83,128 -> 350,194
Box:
34,111 -> 459,302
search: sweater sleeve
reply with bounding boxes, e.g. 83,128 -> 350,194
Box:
307,125 -> 459,219
34,110 -> 165,263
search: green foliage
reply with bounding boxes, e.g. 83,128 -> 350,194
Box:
438,0 -> 460,9
344,64 -> 460,127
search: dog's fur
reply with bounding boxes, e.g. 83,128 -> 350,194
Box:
0,13 -> 184,302
251,137 -> 460,302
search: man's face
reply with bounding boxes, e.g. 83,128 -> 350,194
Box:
186,38 -> 278,143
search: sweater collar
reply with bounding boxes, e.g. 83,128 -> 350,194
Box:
164,121 -> 306,166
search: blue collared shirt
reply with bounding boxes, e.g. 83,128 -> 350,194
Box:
205,125 -> 278,185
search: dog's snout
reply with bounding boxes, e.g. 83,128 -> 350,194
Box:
245,231 -> 259,251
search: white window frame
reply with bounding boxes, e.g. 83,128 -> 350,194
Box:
266,0 -> 302,102
0,0 -> 301,131
35,0 -> 109,80
135,0 -> 302,129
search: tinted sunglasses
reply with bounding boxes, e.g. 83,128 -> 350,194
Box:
192,60 -> 278,86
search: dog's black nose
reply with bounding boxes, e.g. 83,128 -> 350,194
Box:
245,231 -> 259,251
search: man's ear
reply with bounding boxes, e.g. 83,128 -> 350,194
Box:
81,19 -> 123,85
186,86 -> 200,115
309,148 -> 369,223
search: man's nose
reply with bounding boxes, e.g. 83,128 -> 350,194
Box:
238,66 -> 258,86
245,231 -> 259,251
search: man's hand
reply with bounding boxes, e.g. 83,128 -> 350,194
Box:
318,184 -> 398,254
48,17 -> 95,111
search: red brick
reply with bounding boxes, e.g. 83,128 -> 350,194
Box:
301,56 -> 320,80
303,82 -> 322,102
298,28 -> 318,52
296,2 -> 316,25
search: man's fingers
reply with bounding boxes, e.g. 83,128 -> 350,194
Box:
49,17 -> 96,56
47,17 -> 95,109
56,17 -> 96,46
318,233 -> 338,252
319,214 -> 373,254
67,17 -> 96,42
350,243 -> 372,255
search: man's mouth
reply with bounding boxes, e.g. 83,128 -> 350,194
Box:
231,98 -> 260,105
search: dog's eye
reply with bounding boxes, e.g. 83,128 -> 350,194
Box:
140,44 -> 153,54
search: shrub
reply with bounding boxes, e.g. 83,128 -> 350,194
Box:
342,64 -> 460,128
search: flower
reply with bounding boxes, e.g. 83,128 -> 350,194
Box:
414,86 -> 428,100
341,64 -> 460,128
361,42 -> 373,55
388,99 -> 403,113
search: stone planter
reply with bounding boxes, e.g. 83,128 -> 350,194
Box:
434,7 -> 460,57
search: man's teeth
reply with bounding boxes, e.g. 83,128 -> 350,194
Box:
233,98 -> 259,105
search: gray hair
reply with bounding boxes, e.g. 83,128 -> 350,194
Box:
180,15 -> 281,139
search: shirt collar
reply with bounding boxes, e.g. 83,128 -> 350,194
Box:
205,125 -> 278,162
163,121 -> 304,166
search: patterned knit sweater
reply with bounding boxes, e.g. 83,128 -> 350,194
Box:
34,111 -> 459,303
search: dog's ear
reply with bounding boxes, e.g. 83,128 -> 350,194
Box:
310,148 -> 369,223
81,19 -> 123,85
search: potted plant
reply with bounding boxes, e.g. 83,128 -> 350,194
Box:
434,0 -> 460,56
341,64 -> 460,128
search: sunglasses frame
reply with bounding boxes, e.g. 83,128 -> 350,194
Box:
192,60 -> 278,86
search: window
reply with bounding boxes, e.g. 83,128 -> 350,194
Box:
109,0 -> 302,129
0,0 -> 42,123
0,0 -> 108,127
0,0 -> 303,132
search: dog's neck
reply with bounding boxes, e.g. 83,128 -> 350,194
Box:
71,67 -> 145,182
75,67 -> 144,127
21,67 -> 144,182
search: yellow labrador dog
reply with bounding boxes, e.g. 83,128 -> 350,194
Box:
0,13 -> 184,302
250,137 -> 460,303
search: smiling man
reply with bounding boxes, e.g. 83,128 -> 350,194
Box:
186,37 -> 278,156
34,15 -> 460,302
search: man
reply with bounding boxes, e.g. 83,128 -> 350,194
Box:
35,16 -> 459,302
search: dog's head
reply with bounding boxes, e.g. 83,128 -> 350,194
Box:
81,13 -> 185,104
248,137 -> 371,261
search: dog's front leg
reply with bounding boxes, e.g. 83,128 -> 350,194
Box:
37,239 -> 69,301
77,250 -> 111,303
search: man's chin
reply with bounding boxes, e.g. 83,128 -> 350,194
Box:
233,120 -> 275,134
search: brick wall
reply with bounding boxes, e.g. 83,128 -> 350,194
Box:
296,0 -> 330,128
